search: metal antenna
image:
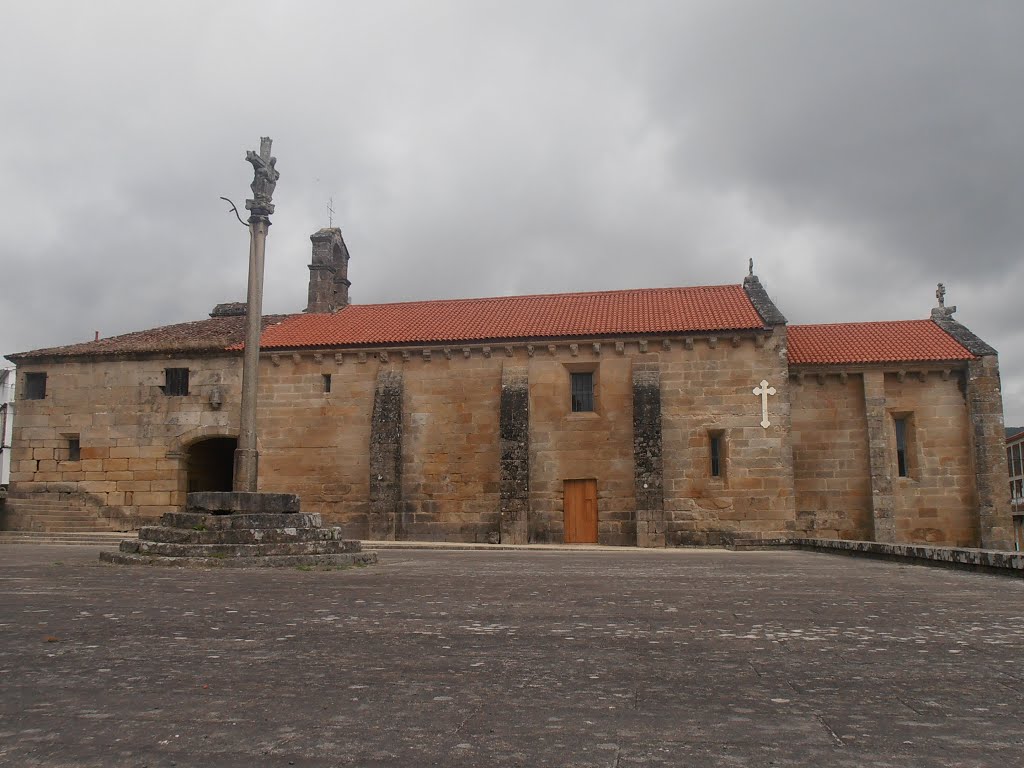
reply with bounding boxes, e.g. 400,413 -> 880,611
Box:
328,196 -> 335,228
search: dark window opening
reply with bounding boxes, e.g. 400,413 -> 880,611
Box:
895,417 -> 909,477
710,432 -> 723,477
323,374 -> 332,393
67,436 -> 80,462
187,437 -> 237,492
164,368 -> 189,396
25,372 -> 46,400
570,372 -> 594,412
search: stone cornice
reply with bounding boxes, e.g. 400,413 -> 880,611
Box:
262,330 -> 776,365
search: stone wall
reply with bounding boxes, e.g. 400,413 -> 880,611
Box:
528,348 -> 636,545
401,355 -> 501,542
7,356 -> 243,526
965,356 -> 1014,548
256,354 -> 375,540
5,331 -> 1010,548
791,374 -> 873,539
883,370 -> 977,546
660,329 -> 796,545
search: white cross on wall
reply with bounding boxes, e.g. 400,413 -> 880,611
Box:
753,380 -> 777,428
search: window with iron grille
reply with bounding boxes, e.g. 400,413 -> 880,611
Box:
24,372 -> 46,400
709,431 -> 724,478
164,368 -> 189,396
895,416 -> 910,477
570,372 -> 594,412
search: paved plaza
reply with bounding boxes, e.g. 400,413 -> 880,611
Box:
1,544 -> 1022,767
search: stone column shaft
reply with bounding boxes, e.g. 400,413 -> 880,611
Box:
633,362 -> 665,547
369,368 -> 403,540
233,216 -> 269,493
499,366 -> 530,544
862,370 -> 896,543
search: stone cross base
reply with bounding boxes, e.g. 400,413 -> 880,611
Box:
99,492 -> 376,568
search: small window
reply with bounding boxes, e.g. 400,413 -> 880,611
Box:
164,368 -> 189,396
570,372 -> 594,412
709,431 -> 724,478
322,374 -> 332,393
24,372 -> 46,400
67,436 -> 80,462
894,416 -> 910,477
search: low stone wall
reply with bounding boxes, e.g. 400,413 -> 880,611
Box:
791,537 -> 1024,576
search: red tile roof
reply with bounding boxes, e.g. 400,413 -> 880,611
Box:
252,285 -> 767,349
787,320 -> 975,365
8,287 -> 983,369
7,315 -> 288,361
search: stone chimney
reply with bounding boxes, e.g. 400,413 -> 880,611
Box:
306,227 -> 351,313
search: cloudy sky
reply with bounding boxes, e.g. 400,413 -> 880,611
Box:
2,1 -> 1022,423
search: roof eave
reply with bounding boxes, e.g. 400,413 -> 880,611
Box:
255,326 -> 771,353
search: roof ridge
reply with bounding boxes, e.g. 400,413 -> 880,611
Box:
789,318 -> 935,330
325,284 -> 746,312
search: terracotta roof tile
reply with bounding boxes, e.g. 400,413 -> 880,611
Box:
253,286 -> 765,349
8,315 -> 288,361
787,320 -> 975,365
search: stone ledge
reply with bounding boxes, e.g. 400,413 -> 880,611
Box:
139,525 -> 344,546
161,512 -> 322,530
120,539 -> 362,557
99,551 -> 377,569
790,538 -> 1024,576
186,492 -> 300,515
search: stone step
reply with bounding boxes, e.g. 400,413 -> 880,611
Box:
15,510 -> 97,520
0,531 -> 129,545
7,496 -> 87,504
162,511 -> 323,531
120,539 -> 364,558
99,550 -> 377,569
726,537 -> 793,551
139,526 -> 346,546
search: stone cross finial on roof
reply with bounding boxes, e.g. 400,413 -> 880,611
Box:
931,282 -> 957,320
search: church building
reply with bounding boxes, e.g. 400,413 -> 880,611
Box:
2,228 -> 1013,549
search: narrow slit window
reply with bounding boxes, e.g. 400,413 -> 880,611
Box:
710,432 -> 723,477
323,374 -> 332,393
164,368 -> 189,396
895,417 -> 909,477
24,372 -> 46,400
570,372 -> 594,412
67,436 -> 80,462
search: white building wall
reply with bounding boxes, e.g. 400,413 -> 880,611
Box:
0,367 -> 14,486
1008,431 -> 1024,551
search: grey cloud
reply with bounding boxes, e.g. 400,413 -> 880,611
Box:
1,1 -> 1021,423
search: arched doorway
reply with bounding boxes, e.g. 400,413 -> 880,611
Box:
186,437 -> 237,492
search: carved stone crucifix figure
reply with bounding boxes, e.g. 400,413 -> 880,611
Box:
753,379 -> 776,428
245,136 -> 280,215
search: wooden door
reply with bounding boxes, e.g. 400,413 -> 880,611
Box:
563,479 -> 598,543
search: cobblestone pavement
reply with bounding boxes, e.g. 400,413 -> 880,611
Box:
1,545 -> 1023,767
